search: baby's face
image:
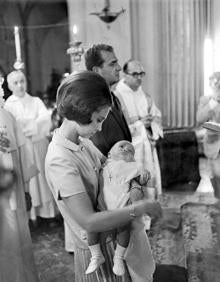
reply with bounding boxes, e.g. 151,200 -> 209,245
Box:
109,140 -> 135,162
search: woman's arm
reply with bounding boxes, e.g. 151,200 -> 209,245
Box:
63,192 -> 161,233
47,149 -> 162,233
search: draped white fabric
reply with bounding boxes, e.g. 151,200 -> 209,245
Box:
130,0 -> 211,128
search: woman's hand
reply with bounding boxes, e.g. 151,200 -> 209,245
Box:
140,115 -> 153,128
133,199 -> 162,221
205,130 -> 220,143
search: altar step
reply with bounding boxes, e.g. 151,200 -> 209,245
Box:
150,191 -> 220,282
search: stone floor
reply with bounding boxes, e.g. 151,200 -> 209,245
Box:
30,217 -> 75,282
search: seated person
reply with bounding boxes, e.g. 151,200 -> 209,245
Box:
86,140 -> 154,280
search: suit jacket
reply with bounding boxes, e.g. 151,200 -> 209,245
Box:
91,93 -> 132,156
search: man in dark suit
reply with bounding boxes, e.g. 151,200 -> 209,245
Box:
84,44 -> 132,156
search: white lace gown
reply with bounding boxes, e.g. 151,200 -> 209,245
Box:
100,159 -> 155,281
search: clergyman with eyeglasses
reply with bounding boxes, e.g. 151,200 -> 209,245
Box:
115,60 -> 163,198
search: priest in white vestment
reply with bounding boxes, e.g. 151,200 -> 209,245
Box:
115,60 -> 163,196
0,81 -> 39,281
4,70 -> 56,221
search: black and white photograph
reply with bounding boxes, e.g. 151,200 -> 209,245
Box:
0,0 -> 220,281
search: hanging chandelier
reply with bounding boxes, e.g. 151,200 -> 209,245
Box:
90,0 -> 125,25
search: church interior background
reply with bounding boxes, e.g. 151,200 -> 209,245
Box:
1,0 -> 220,130
1,0 -> 220,281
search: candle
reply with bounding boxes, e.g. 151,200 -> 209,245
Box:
72,25 -> 78,42
14,26 -> 21,61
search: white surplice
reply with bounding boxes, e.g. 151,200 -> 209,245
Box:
115,80 -> 163,195
5,93 -> 56,220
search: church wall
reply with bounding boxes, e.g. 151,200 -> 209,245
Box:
213,0 -> 220,72
66,0 -> 164,112
1,0 -> 220,113
66,0 -> 131,74
26,4 -> 69,97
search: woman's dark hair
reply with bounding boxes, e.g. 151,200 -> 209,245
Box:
56,71 -> 112,124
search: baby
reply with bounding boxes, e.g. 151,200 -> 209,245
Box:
86,140 -> 153,276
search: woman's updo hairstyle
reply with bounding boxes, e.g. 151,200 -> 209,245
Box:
56,71 -> 112,124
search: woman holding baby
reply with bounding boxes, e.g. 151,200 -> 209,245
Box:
45,71 -> 162,282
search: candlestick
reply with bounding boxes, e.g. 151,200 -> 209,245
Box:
14,26 -> 21,62
67,41 -> 84,63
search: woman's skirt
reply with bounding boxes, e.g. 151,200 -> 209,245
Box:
74,239 -> 131,282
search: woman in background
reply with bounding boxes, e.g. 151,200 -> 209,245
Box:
197,71 -> 220,198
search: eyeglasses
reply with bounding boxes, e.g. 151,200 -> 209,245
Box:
126,71 -> 146,79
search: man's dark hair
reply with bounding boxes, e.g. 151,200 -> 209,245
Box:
84,44 -> 114,71
122,59 -> 133,73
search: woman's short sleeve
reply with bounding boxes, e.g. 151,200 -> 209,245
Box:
46,154 -> 85,200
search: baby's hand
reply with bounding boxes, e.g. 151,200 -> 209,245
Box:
139,169 -> 151,185
130,186 -> 144,202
